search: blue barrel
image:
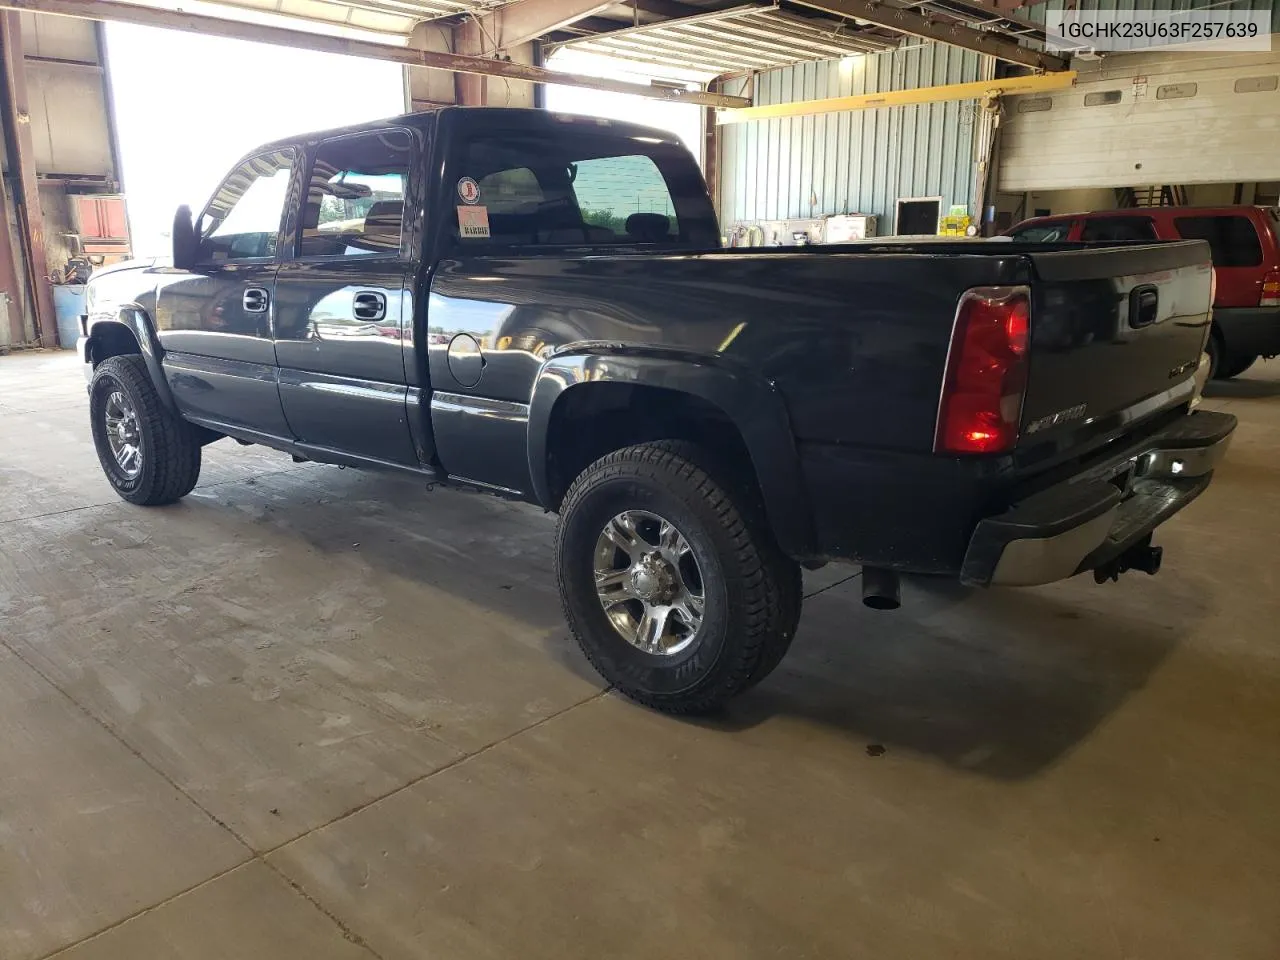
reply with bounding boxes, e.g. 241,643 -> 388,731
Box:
52,284 -> 86,349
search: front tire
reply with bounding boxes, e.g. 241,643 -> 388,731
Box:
555,441 -> 801,714
89,355 -> 201,505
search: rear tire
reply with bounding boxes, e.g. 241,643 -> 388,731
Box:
89,355 -> 202,505
745,541 -> 803,688
555,441 -> 801,714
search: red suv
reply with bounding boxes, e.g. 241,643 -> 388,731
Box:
1007,205 -> 1280,378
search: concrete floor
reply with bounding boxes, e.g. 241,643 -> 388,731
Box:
1,350 -> 1278,959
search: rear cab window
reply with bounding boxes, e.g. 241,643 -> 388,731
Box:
1172,214 -> 1263,267
445,120 -> 719,253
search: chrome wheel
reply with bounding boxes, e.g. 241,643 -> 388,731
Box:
593,509 -> 705,655
103,390 -> 142,479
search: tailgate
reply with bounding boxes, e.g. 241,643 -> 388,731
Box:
1018,240 -> 1213,461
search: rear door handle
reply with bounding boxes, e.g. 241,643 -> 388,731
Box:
353,291 -> 387,322
243,287 -> 269,313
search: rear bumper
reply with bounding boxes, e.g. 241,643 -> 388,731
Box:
1215,306 -> 1280,358
960,409 -> 1236,587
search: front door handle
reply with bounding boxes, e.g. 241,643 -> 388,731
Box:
353,291 -> 387,322
243,287 -> 269,313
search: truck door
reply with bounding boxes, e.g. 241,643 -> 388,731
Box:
273,129 -> 421,467
155,148 -> 295,438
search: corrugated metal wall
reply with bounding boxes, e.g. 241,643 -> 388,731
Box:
719,42 -> 987,232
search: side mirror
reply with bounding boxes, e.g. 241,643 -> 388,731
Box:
172,205 -> 198,270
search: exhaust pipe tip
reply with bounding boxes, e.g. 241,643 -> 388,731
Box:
861,567 -> 901,611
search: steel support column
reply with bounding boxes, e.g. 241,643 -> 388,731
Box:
0,171 -> 24,346
0,12 -> 55,347
454,0 -> 617,106
703,78 -> 721,220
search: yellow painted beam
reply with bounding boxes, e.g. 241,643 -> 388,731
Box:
717,71 -> 1077,124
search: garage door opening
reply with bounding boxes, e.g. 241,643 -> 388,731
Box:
105,23 -> 404,258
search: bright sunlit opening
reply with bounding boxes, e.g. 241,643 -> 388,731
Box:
544,49 -> 704,159
105,23 -> 405,259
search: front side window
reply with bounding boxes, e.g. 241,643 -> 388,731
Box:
450,130 -> 717,251
300,130 -> 412,258
1080,217 -> 1158,242
201,150 -> 294,262
1173,215 -> 1263,267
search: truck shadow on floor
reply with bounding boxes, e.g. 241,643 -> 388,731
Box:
703,577 -> 1204,780
205,465 -> 603,687
200,463 -> 1203,780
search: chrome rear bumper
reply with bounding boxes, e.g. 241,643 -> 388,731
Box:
961,409 -> 1236,587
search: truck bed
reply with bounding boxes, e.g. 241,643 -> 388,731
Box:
429,238 -> 1213,572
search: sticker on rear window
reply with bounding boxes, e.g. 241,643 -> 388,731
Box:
457,177 -> 480,204
458,205 -> 490,239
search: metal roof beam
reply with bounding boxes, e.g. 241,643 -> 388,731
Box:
588,34 -> 763,71
462,0 -> 616,51
631,0 -> 705,20
680,17 -> 890,56
671,22 -> 860,61
789,0 -> 1067,70
0,0 -> 750,107
547,3 -> 773,54
718,69 -> 1077,122
553,14 -> 627,35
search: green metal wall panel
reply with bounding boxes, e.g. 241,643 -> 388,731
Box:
719,42 -> 985,233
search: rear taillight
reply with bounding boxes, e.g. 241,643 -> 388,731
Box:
1261,268 -> 1280,307
935,286 -> 1031,455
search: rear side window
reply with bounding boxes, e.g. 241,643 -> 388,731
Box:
1010,222 -> 1072,242
449,129 -> 718,251
1172,215 -> 1263,267
1080,217 -> 1158,242
299,130 -> 412,258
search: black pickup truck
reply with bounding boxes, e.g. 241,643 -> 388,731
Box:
80,106 -> 1235,713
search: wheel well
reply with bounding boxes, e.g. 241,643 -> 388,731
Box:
544,383 -> 760,510
89,322 -> 142,365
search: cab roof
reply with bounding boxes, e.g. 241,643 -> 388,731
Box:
249,106 -> 684,156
